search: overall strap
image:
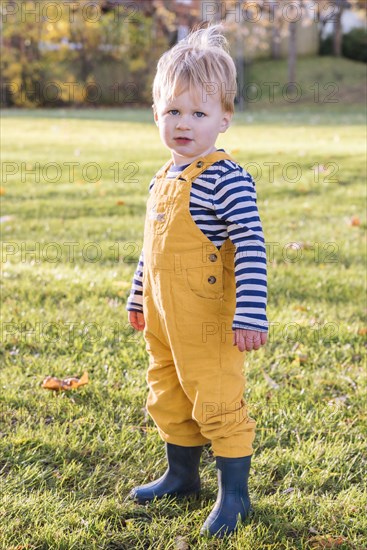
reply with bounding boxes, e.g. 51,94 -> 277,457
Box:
155,151 -> 235,182
155,159 -> 174,179
179,151 -> 235,182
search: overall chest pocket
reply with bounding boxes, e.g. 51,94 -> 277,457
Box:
185,265 -> 224,300
147,195 -> 175,235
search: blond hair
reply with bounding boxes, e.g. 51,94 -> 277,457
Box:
152,24 -> 237,113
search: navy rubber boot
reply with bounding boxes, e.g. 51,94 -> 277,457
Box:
200,455 -> 252,538
129,443 -> 203,504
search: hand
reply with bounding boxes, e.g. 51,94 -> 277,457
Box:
128,310 -> 145,331
233,329 -> 267,352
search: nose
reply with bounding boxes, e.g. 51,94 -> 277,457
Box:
175,115 -> 191,130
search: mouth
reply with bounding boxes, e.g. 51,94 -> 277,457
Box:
174,138 -> 192,144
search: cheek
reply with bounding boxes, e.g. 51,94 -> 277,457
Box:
159,124 -> 171,143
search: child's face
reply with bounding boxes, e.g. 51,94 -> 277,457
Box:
153,86 -> 232,165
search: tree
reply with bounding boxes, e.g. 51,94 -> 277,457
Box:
315,0 -> 366,57
1,0 -> 168,107
329,0 -> 350,56
223,0 -> 312,103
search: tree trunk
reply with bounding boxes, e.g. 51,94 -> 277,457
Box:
333,3 -> 343,56
236,27 -> 245,112
288,20 -> 297,84
271,24 -> 281,59
270,2 -> 281,59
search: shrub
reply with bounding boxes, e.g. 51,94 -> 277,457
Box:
342,27 -> 367,63
320,28 -> 367,63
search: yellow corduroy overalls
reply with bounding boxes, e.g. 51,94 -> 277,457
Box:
142,151 -> 256,458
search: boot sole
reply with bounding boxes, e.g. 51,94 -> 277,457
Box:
131,489 -> 201,505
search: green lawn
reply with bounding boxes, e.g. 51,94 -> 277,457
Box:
0,104 -> 366,549
247,56 -> 367,107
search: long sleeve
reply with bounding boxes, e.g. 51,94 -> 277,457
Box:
126,249 -> 144,313
213,168 -> 268,333
126,175 -> 156,314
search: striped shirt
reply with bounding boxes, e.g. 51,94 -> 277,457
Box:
126,150 -> 268,332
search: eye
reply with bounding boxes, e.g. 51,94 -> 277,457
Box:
194,112 -> 206,118
168,109 -> 179,115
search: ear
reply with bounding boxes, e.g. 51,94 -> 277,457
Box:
152,104 -> 159,126
219,111 -> 233,133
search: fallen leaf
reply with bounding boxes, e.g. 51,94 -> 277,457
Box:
175,536 -> 190,550
349,216 -> 360,226
42,371 -> 89,391
308,535 -> 348,548
296,241 -> 314,250
357,327 -> 367,335
116,200 -> 125,205
292,353 -> 308,365
293,304 -> 309,311
0,187 -> 5,195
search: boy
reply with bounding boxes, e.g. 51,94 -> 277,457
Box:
126,25 -> 268,538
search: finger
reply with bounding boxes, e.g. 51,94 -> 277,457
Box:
237,331 -> 245,352
130,311 -> 142,330
245,334 -> 254,351
252,334 -> 261,350
128,313 -> 137,330
260,332 -> 268,345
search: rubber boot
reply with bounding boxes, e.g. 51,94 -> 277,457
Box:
129,443 -> 203,504
200,455 -> 252,538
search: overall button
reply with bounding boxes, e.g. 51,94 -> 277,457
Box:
196,160 -> 204,168
208,276 -> 216,284
208,253 -> 217,262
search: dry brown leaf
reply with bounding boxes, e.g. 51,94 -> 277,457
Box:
0,187 -> 5,195
357,327 -> 367,336
42,371 -> 89,391
308,535 -> 348,548
116,200 -> 125,205
293,353 -> 308,364
349,216 -> 360,226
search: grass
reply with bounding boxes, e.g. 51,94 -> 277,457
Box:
1,92 -> 366,547
247,56 -> 367,107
